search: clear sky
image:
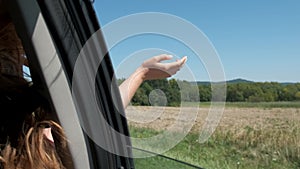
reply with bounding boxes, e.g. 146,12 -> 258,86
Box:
93,0 -> 300,83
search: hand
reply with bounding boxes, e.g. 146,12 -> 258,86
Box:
140,54 -> 187,80
119,54 -> 187,108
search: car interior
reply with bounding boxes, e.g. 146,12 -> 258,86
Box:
3,0 -> 133,168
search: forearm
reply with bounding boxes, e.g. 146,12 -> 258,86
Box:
118,55 -> 187,108
119,67 -> 148,108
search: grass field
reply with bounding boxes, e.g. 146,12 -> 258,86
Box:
126,103 -> 300,169
198,101 -> 300,108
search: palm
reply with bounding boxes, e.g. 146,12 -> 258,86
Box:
142,54 -> 187,80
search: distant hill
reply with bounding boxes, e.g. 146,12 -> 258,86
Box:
226,78 -> 254,84
194,78 -> 298,85
195,78 -> 254,85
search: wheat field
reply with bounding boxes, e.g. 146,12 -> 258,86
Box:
126,105 -> 300,169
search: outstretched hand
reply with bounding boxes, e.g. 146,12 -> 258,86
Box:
119,54 -> 187,108
140,54 -> 187,80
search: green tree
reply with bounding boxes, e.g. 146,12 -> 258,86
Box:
279,84 -> 298,101
198,84 -> 211,102
227,84 -> 244,102
167,79 -> 181,106
132,88 -> 149,106
295,91 -> 300,101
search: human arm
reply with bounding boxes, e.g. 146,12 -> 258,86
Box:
119,54 -> 187,108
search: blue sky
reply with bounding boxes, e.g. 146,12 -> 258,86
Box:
93,0 -> 300,82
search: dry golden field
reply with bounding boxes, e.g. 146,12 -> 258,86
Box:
126,105 -> 300,168
126,106 -> 300,134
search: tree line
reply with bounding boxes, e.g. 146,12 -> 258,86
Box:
118,79 -> 300,106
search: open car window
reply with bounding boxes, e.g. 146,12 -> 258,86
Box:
6,0 -> 208,169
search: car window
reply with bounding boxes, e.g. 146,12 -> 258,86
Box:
94,1 -> 300,169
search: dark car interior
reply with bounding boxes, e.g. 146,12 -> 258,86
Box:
4,0 -> 134,168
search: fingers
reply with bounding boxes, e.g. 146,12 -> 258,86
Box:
142,55 -> 187,80
154,56 -> 186,76
181,56 -> 188,65
148,54 -> 187,65
164,56 -> 187,69
143,54 -> 174,68
154,54 -> 173,62
176,56 -> 187,67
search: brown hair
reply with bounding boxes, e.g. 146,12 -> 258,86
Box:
1,5 -> 70,168
0,113 -> 68,169
0,85 -> 69,169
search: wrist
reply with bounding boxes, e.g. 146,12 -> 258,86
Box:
134,66 -> 149,81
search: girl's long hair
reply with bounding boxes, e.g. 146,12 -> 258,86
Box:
0,109 -> 69,169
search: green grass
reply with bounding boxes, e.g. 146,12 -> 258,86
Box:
130,127 -> 201,169
183,101 -> 300,108
225,101 -> 300,108
133,154 -> 198,169
129,122 -> 300,169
